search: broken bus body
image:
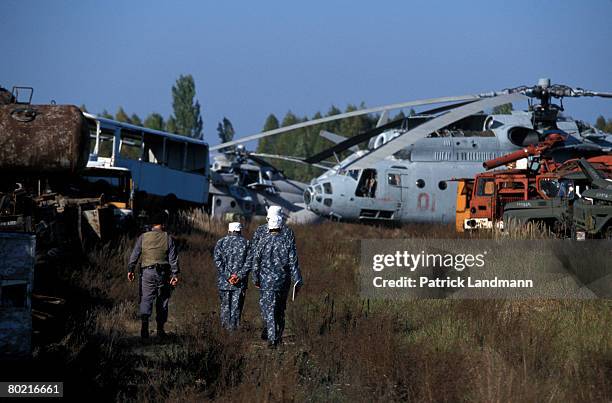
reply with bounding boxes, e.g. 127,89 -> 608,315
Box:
84,113 -> 210,210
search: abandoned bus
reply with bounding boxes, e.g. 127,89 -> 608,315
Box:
84,113 -> 209,208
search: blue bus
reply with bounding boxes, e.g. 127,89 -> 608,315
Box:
84,113 -> 209,207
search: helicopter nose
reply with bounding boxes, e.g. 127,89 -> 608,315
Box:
304,181 -> 335,214
304,187 -> 313,206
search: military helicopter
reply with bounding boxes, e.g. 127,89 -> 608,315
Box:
212,79 -> 612,224
207,145 -> 331,223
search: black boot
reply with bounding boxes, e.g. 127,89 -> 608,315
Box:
141,315 -> 149,340
157,322 -> 167,338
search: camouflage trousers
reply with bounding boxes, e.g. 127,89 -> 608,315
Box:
139,265 -> 172,325
219,289 -> 245,330
259,289 -> 289,344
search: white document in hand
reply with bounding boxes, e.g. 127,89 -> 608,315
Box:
292,281 -> 300,301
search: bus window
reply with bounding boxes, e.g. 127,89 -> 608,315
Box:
119,130 -> 143,160
184,143 -> 208,172
142,133 -> 165,165
165,140 -> 185,170
90,123 -> 116,158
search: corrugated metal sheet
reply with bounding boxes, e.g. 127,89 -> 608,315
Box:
0,232 -> 35,357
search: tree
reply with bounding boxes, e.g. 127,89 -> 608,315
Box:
257,114 -> 280,154
216,117 -> 235,143
492,103 -> 513,115
339,103 -> 370,138
130,113 -> 142,127
100,109 -> 113,119
216,117 -> 235,151
170,74 -> 203,138
166,116 -> 177,134
115,107 -> 131,123
144,113 -> 165,131
263,114 -> 280,131
394,110 -> 406,121
595,115 -> 606,131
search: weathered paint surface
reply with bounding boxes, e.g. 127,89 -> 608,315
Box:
0,232 -> 35,357
0,104 -> 90,173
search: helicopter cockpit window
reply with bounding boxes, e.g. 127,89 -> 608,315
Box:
347,169 -> 360,181
323,182 -> 333,194
356,169 -> 377,198
387,173 -> 401,187
476,178 -> 495,196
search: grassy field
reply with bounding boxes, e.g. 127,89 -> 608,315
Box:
5,214 -> 611,402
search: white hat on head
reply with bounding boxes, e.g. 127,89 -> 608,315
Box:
228,222 -> 242,232
267,205 -> 283,219
268,215 -> 283,230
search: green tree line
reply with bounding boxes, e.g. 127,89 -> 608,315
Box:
595,115 -> 612,133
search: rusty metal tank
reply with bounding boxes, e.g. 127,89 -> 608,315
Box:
0,103 -> 90,173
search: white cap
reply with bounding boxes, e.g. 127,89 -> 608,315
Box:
268,215 -> 283,230
228,222 -> 242,232
267,205 -> 283,219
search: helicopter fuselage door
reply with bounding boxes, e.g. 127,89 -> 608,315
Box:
385,170 -> 404,213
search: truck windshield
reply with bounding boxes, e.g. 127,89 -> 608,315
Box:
476,178 -> 495,196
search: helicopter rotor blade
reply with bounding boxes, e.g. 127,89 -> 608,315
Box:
319,130 -> 359,153
303,100 -> 479,164
249,152 -> 331,170
304,118 -> 404,164
347,93 -> 527,169
210,95 -> 480,151
245,153 -> 277,169
414,99 -> 478,115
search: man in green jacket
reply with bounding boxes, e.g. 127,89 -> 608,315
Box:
128,213 -> 179,340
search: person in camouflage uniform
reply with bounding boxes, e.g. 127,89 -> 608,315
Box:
213,222 -> 250,330
127,212 -> 179,340
247,206 -> 297,341
249,206 -> 296,256
252,212 -> 303,347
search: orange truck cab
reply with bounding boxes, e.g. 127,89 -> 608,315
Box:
456,171 -> 535,231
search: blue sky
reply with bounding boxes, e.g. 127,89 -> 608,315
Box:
2,0 -> 611,147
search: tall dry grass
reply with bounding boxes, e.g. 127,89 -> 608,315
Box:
7,213 -> 610,402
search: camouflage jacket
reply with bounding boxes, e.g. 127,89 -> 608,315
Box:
252,231 -> 302,291
247,224 -> 295,269
213,234 -> 250,290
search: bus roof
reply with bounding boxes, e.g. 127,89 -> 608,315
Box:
83,112 -> 209,147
